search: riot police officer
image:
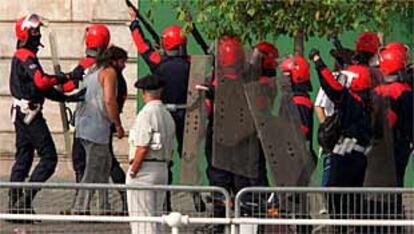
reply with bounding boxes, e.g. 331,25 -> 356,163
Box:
8,14 -> 78,219
309,49 -> 373,232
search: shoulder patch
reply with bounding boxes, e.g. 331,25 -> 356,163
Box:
28,63 -> 38,70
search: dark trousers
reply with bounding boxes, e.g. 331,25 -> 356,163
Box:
9,109 -> 58,207
363,141 -> 411,234
394,140 -> 411,187
205,120 -> 268,217
165,109 -> 186,211
71,130 -> 126,209
322,152 -> 367,233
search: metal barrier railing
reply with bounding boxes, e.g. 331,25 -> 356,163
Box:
3,183 -> 414,234
234,187 -> 414,234
0,182 -> 231,234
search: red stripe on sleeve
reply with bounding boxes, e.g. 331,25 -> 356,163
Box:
300,125 -> 310,136
33,70 -> 58,90
321,68 -> 343,91
148,52 -> 162,64
131,29 -> 150,53
79,57 -> 96,69
62,81 -> 76,92
292,96 -> 313,109
387,109 -> 398,129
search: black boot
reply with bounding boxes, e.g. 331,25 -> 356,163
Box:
8,188 -> 23,212
7,194 -> 38,224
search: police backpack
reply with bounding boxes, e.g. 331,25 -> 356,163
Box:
318,112 -> 341,152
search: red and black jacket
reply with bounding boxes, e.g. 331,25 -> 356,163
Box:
292,93 -> 314,143
314,59 -> 372,147
130,20 -> 190,105
10,48 -> 66,104
64,57 -> 96,92
373,81 -> 413,145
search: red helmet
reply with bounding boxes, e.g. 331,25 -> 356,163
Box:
279,55 -> 310,84
15,14 -> 43,42
162,25 -> 187,51
355,32 -> 381,54
345,65 -> 372,91
384,42 -> 409,63
85,24 -> 111,50
254,41 -> 279,69
218,36 -> 245,68
378,47 -> 406,76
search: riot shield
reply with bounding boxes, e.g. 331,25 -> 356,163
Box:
364,68 -> 397,187
362,69 -> 400,233
243,78 -> 315,186
244,78 -> 316,233
212,50 -> 260,178
180,55 -> 211,185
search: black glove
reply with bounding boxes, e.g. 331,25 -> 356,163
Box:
56,71 -> 69,84
330,48 -> 355,68
352,52 -> 373,65
71,66 -> 85,82
65,88 -> 87,102
308,48 -> 320,61
129,19 -> 140,31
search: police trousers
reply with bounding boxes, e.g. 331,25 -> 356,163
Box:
9,108 -> 58,206
166,109 -> 185,211
322,151 -> 367,233
127,162 -> 168,234
205,120 -> 268,216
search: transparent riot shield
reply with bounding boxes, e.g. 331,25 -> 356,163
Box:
243,78 -> 315,186
180,55 -> 212,185
362,68 -> 400,233
212,49 -> 260,178
364,68 -> 397,187
244,77 -> 316,232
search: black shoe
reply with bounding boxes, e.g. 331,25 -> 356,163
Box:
194,224 -> 224,234
7,206 -> 36,224
7,197 -> 41,224
193,193 -> 206,212
5,219 -> 35,224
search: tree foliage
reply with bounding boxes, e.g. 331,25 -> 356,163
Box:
173,0 -> 412,45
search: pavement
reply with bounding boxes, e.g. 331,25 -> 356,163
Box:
0,158 -> 213,234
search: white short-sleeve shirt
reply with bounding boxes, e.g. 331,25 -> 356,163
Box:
314,88 -> 335,117
128,100 -> 176,162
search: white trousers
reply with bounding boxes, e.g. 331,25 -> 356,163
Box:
126,162 -> 168,234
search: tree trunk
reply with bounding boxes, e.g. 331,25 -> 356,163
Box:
294,29 -> 305,56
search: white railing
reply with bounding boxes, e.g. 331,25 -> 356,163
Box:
2,183 -> 414,233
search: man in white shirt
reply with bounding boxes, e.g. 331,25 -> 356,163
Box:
315,71 -> 350,125
315,88 -> 335,124
127,74 -> 175,234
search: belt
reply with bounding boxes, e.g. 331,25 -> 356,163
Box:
13,98 -> 41,110
165,104 -> 187,111
332,137 -> 371,156
144,158 -> 167,162
129,158 -> 167,165
12,98 -> 41,124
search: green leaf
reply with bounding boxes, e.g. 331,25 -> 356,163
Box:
247,8 -> 256,17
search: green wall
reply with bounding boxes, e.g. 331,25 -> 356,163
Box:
136,1 -> 414,186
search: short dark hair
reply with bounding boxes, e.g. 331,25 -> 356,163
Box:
96,45 -> 128,68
